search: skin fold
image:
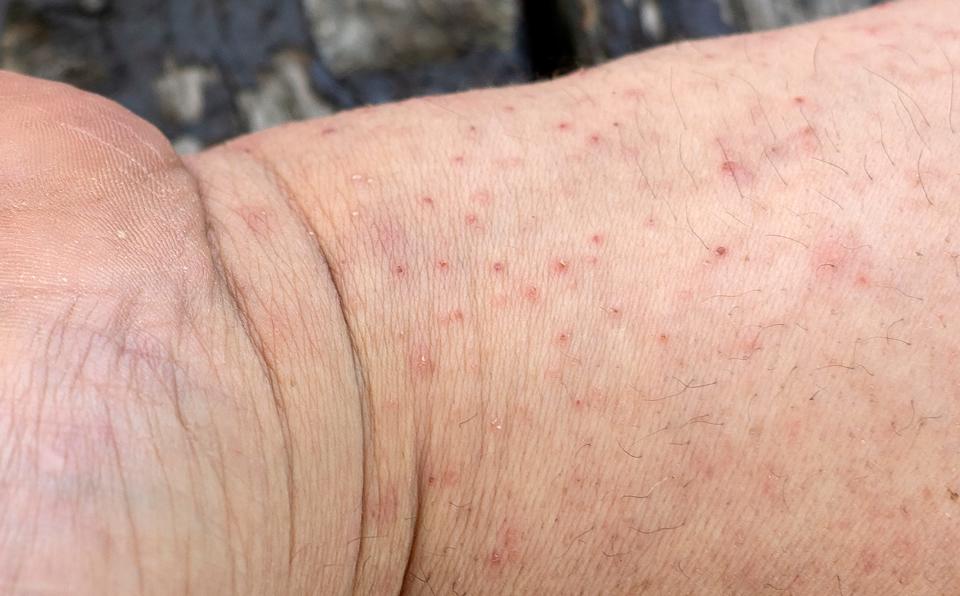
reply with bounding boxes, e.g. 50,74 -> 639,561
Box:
1,0 -> 959,593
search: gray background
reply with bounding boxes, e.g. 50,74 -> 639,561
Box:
0,0 -> 883,151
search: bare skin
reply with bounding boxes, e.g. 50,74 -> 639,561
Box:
2,1 -> 959,593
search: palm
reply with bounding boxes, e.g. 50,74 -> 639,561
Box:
0,71 -> 321,594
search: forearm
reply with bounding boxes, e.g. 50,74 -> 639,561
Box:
5,0 -> 959,593
210,0 -> 960,592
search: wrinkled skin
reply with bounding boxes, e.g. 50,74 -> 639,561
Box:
0,73 -> 363,594
2,1 -> 960,594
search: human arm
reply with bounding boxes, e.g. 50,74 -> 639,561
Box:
3,0 -> 960,593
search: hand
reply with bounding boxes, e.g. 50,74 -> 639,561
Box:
0,71 -> 363,594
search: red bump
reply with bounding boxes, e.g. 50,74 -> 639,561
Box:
720,159 -> 755,185
441,469 -> 459,487
551,259 -> 570,274
715,246 -> 728,257
793,96 -> 806,104
321,126 -> 337,135
437,259 -> 449,271
238,205 -> 272,236
421,196 -> 434,206
557,122 -> 571,131
492,261 -> 506,274
523,285 -> 540,303
472,190 -> 493,205
767,142 -> 786,157
590,233 -> 605,246
439,309 -> 464,324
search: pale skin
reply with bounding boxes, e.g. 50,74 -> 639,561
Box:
1,1 -> 959,593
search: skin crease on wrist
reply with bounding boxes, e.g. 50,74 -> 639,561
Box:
2,0 -> 960,594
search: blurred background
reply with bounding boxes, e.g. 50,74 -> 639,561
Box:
0,0 -> 884,152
